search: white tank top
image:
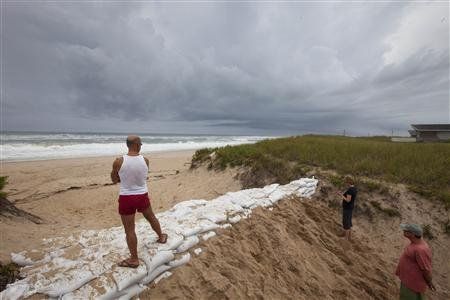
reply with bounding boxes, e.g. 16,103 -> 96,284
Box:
118,155 -> 148,195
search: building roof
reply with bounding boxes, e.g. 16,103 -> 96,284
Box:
411,124 -> 450,131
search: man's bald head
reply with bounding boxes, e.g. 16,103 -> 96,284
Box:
126,135 -> 142,149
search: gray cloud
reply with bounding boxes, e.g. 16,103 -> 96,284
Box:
3,2 -> 449,136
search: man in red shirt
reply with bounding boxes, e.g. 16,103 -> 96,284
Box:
395,223 -> 435,299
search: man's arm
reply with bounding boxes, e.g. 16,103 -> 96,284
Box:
415,249 -> 436,291
423,270 -> 436,291
337,191 -> 352,202
342,194 -> 352,202
415,250 -> 435,291
144,157 -> 150,180
111,157 -> 123,184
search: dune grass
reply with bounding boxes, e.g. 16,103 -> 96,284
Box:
192,135 -> 450,207
0,177 -> 7,199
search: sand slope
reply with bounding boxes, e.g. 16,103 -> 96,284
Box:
144,198 -> 398,299
143,178 -> 450,300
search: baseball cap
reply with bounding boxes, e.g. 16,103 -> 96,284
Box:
400,223 -> 423,237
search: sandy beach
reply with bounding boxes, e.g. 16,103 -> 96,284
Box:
0,150 -> 241,263
1,151 -> 449,299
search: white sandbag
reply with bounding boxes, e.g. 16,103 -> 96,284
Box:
112,265 -> 147,291
176,236 -> 200,253
196,197 -> 243,222
169,200 -> 208,219
142,250 -> 174,275
211,195 -> 245,213
38,270 -> 96,298
245,188 -> 271,200
96,286 -> 125,300
153,233 -> 184,251
228,215 -> 241,224
228,191 -> 256,208
202,231 -> 216,241
268,189 -> 286,204
154,271 -> 172,284
117,283 -> 147,300
168,253 -> 191,268
0,282 -> 29,300
200,210 -> 228,223
179,226 -> 202,237
62,276 -> 117,300
194,248 -> 202,255
11,252 -> 33,266
171,199 -> 208,210
261,183 -> 279,194
198,221 -> 219,233
141,264 -> 172,285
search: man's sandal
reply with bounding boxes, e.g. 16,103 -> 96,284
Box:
157,233 -> 168,244
118,259 -> 139,268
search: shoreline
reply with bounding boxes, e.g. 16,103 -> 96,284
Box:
0,150 -> 242,263
0,149 -> 201,164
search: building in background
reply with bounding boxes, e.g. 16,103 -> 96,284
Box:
409,124 -> 450,142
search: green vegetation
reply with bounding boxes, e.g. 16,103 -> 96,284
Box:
0,262 -> 20,292
190,148 -> 215,169
358,179 -> 390,195
0,176 -> 7,199
192,135 -> 450,206
443,220 -> 450,235
191,148 -> 214,165
422,224 -> 435,240
329,175 -> 345,189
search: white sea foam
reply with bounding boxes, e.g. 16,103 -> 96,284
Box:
1,133 -> 273,161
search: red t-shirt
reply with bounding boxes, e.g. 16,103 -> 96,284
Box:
395,241 -> 432,293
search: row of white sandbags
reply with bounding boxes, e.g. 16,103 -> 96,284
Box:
1,177 -> 318,300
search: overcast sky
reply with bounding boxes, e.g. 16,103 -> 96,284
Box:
2,1 -> 449,136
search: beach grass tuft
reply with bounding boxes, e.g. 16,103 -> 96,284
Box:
422,224 -> 435,240
443,220 -> 450,235
0,262 -> 20,292
0,176 -> 8,199
192,135 -> 450,206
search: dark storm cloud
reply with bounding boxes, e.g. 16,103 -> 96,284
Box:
3,2 -> 449,135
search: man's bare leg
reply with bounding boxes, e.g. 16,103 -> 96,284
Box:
345,229 -> 352,241
120,214 -> 139,266
142,205 -> 167,243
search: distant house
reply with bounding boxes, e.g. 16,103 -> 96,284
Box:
409,124 -> 450,142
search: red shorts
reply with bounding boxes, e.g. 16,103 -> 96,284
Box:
118,193 -> 150,215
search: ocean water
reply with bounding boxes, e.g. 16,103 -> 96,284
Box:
0,132 -> 272,162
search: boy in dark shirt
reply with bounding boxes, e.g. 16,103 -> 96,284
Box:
337,176 -> 357,241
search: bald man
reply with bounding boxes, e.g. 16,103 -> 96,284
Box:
111,135 -> 167,268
